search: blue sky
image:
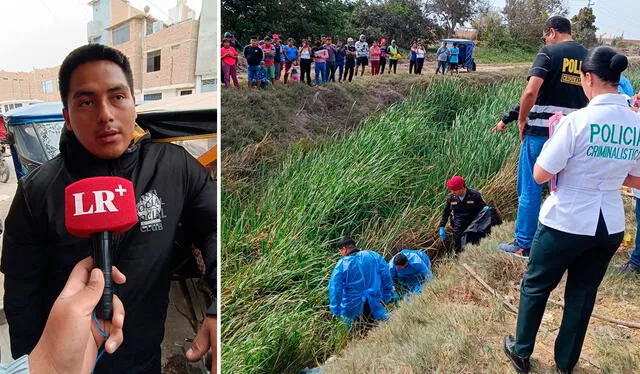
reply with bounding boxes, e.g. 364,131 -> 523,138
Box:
491,0 -> 640,40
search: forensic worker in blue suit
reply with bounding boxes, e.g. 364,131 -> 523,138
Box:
389,249 -> 434,296
329,236 -> 393,327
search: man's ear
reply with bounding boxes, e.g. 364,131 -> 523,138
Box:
62,108 -> 72,132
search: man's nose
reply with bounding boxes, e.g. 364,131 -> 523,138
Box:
96,98 -> 114,124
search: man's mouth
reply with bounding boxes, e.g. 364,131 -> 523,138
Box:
97,130 -> 120,143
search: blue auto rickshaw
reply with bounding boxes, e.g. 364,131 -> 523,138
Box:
441,38 -> 476,72
4,102 -> 65,180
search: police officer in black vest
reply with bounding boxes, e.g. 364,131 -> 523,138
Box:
438,176 -> 488,253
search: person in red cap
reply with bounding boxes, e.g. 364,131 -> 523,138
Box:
379,38 -> 388,75
438,176 -> 488,253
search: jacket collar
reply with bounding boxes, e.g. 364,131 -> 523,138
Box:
588,93 -> 630,108
59,124 -> 150,180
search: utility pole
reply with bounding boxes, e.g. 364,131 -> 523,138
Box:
587,0 -> 594,9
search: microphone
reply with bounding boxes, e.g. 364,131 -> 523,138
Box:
64,177 -> 138,320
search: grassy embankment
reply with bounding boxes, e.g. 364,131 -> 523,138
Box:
324,67 -> 640,374
326,221 -> 640,374
222,64 -> 640,374
222,77 -> 525,374
474,46 -> 537,65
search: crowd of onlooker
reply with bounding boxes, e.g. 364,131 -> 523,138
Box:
220,32 -> 467,89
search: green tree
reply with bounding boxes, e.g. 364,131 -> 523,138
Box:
472,10 -> 512,47
503,0 -> 567,48
351,0 -> 440,47
425,0 -> 486,37
221,0 -> 356,45
571,7 -> 598,48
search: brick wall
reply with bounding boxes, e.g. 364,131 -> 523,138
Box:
0,67 -> 60,102
142,20 -> 198,88
111,0 -> 143,26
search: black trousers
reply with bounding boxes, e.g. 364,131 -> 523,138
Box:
380,57 -> 387,74
388,59 -> 397,74
452,226 -> 465,253
514,213 -> 622,370
300,59 -> 312,85
409,60 -> 416,74
345,64 -> 355,82
327,61 -> 336,82
416,58 -> 424,74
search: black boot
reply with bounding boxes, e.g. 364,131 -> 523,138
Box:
503,335 -> 530,373
556,368 -> 572,374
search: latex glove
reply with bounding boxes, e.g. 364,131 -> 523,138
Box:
483,206 -> 491,211
439,227 -> 446,240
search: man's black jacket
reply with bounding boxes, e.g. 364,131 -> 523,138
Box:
1,128 -> 216,373
439,188 -> 485,233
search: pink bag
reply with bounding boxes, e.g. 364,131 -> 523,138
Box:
548,111 -> 564,192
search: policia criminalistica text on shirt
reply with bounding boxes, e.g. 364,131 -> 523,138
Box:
503,47 -> 640,374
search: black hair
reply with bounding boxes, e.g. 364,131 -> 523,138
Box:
582,46 -> 628,85
315,41 -> 322,47
58,44 -> 134,109
453,42 -> 457,47
544,16 -> 571,35
264,36 -> 272,41
251,36 -> 259,41
338,236 -> 356,249
394,253 -> 408,266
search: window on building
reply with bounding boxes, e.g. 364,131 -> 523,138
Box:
42,79 -> 54,94
147,50 -> 161,72
14,103 -> 22,108
179,90 -> 192,96
112,23 -> 130,45
146,21 -> 154,36
201,79 -> 216,93
143,93 -> 162,101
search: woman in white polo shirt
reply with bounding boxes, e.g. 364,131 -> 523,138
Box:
503,47 -> 640,374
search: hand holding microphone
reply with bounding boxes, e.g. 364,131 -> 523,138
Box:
65,177 -> 138,320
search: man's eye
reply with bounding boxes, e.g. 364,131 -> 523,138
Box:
114,94 -> 125,100
79,100 -> 92,106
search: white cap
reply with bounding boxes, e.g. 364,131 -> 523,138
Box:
347,37 -> 354,42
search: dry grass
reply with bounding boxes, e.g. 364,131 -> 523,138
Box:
325,222 -> 640,374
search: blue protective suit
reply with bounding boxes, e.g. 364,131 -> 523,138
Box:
328,250 -> 393,323
389,249 -> 433,295
618,75 -> 634,97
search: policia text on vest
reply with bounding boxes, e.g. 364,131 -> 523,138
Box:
587,123 -> 640,161
560,57 -> 582,86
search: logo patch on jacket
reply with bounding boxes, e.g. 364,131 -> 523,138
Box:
136,190 -> 166,232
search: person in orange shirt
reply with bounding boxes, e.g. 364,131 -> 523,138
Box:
369,40 -> 381,76
221,38 -> 240,88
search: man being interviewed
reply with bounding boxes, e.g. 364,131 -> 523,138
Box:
0,44 -> 217,374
